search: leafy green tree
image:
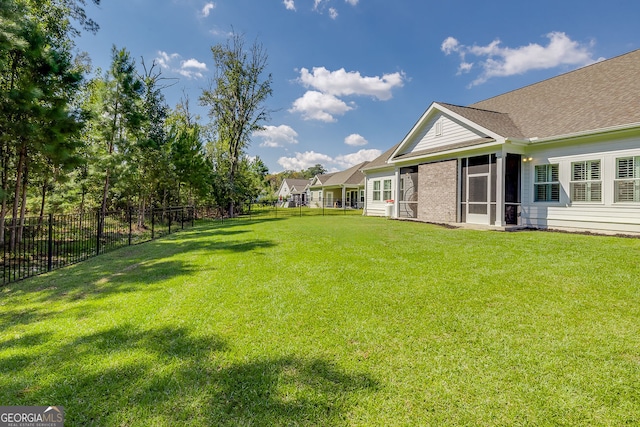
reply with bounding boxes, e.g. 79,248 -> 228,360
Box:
200,33 -> 273,216
86,46 -> 143,217
0,0 -> 85,248
305,163 -> 327,178
167,99 -> 212,207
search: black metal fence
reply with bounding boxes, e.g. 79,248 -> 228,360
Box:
228,203 -> 364,220
1,206 -> 195,286
1,203 -> 364,286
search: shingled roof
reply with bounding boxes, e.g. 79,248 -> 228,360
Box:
469,49 -> 640,139
361,143 -> 401,171
322,161 -> 369,186
282,179 -> 311,192
437,103 -> 525,139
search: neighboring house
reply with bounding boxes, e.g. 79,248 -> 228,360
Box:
277,178 -> 311,206
363,49 -> 640,234
308,162 -> 369,208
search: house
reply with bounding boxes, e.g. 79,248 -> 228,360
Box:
363,49 -> 640,234
277,178 -> 311,206
308,162 -> 369,208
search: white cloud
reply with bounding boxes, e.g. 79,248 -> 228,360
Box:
283,0 -> 295,11
298,67 -> 405,101
254,125 -> 299,148
335,149 -> 382,168
345,0 -> 359,5
458,62 -> 473,74
155,51 -> 208,80
201,2 -> 215,17
289,90 -> 353,122
329,7 -> 338,19
156,51 -> 180,69
442,32 -> 598,86
278,151 -> 334,170
344,133 -> 368,146
210,27 -> 234,38
441,36 -> 460,55
181,58 -> 207,71
278,148 -> 381,171
179,58 -> 208,79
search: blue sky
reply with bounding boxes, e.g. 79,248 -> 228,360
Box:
75,0 -> 640,173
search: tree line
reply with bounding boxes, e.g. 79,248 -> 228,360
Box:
0,0 -> 274,248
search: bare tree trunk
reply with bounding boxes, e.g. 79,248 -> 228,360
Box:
17,163 -> 28,245
101,167 -> 110,217
36,179 -> 47,236
162,189 -> 167,223
10,144 -> 26,252
0,144 -> 9,246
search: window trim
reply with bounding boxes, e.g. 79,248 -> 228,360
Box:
570,160 -> 602,203
534,163 -> 560,203
372,180 -> 381,201
383,179 -> 392,201
615,156 -> 640,203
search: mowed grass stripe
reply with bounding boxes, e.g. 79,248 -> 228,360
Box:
1,216 -> 639,426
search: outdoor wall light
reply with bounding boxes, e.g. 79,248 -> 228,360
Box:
522,157 -> 533,162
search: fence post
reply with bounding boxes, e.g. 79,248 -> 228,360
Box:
191,207 -> 195,227
168,209 -> 172,234
96,210 -> 102,255
128,207 -> 133,245
181,207 -> 184,230
47,213 -> 53,272
151,209 -> 155,240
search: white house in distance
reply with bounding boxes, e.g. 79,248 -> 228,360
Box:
308,161 -> 368,208
277,178 -> 311,205
363,49 -> 640,234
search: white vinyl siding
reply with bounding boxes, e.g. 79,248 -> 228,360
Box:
534,164 -> 559,202
406,114 -> 487,154
615,156 -> 640,202
519,136 -> 640,233
571,160 -> 601,202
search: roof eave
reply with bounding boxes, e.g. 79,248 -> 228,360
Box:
390,140 -> 505,164
527,122 -> 640,145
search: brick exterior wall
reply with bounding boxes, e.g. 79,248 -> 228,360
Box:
418,160 -> 458,223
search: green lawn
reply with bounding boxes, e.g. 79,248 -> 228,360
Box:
1,216 -> 639,426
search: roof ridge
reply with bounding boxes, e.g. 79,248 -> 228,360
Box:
470,49 -> 640,107
438,102 -> 510,115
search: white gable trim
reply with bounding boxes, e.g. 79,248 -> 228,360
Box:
391,102 -> 506,161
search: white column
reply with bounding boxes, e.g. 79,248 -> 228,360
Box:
495,151 -> 505,227
394,168 -> 401,218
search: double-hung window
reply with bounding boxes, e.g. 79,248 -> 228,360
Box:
383,179 -> 392,201
571,160 -> 601,202
615,156 -> 640,202
534,164 -> 559,202
373,181 -> 381,201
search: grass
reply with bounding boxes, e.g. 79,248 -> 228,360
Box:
1,216 -> 639,426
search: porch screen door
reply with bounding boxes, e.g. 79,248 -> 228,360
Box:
466,155 -> 490,224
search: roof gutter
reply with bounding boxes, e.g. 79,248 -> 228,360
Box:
524,122 -> 640,145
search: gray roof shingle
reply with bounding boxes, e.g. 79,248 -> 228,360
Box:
469,49 -> 640,138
